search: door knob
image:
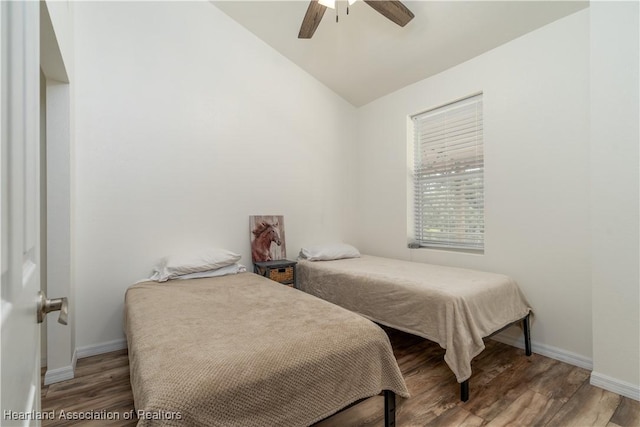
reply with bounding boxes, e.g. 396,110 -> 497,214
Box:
37,291 -> 68,325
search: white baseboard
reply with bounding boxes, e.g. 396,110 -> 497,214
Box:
44,366 -> 74,385
76,338 -> 127,359
490,332 -> 593,370
44,339 -> 128,385
591,372 -> 640,401
43,349 -> 77,385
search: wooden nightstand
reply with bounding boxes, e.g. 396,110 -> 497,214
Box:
254,260 -> 297,288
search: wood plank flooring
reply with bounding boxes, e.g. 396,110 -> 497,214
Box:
41,328 -> 640,426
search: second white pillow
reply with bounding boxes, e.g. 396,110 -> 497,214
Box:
299,243 -> 361,261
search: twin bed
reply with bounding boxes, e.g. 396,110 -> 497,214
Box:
296,254 -> 532,401
125,250 -> 531,425
125,272 -> 408,427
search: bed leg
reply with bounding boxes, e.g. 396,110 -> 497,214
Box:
384,390 -> 396,427
523,313 -> 532,356
460,380 -> 469,402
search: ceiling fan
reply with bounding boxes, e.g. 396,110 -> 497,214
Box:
298,0 -> 415,39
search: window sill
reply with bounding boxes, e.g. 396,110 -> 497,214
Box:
407,244 -> 484,255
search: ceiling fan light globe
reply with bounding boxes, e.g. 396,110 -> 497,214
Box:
319,0 -> 335,9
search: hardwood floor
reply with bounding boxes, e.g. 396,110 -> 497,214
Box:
41,328 -> 640,426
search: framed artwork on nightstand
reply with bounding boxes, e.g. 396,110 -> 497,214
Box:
249,215 -> 286,262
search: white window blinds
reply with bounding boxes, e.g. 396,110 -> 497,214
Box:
412,93 -> 484,250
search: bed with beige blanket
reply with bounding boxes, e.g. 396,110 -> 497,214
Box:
124,272 -> 409,427
297,255 -> 532,401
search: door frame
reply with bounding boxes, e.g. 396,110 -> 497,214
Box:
39,1 -> 75,385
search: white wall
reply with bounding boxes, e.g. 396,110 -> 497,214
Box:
356,10 -> 592,363
73,1 -> 357,348
590,1 -> 639,399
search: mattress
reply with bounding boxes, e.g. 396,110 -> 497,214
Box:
124,272 -> 408,427
297,255 -> 532,383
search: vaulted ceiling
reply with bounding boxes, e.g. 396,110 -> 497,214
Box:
213,1 -> 589,106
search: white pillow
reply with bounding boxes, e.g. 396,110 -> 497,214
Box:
299,243 -> 361,261
175,263 -> 247,280
150,248 -> 241,282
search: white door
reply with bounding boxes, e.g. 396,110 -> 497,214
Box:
1,1 -> 42,425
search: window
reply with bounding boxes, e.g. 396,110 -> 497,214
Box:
412,93 -> 484,251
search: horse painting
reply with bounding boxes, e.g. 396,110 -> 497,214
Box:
251,220 -> 283,262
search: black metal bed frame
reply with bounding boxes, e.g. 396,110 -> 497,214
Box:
459,312 -> 532,401
384,390 -> 396,427
323,390 -> 396,427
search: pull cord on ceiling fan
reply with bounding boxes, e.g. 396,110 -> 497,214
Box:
298,0 -> 415,39
320,0 -> 357,23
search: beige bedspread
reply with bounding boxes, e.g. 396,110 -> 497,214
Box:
297,255 -> 531,383
124,272 -> 408,427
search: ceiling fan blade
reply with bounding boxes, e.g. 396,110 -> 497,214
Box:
298,1 -> 327,39
363,1 -> 414,27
